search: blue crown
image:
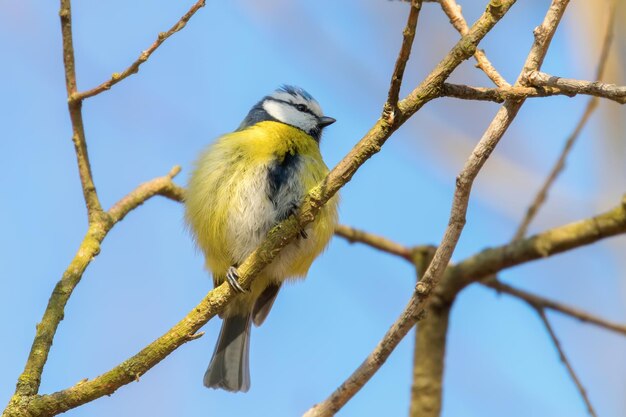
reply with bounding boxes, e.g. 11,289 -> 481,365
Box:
277,84 -> 314,101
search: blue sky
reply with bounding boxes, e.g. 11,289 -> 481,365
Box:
1,1 -> 625,416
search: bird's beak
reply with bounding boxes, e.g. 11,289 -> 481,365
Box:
318,116 -> 336,128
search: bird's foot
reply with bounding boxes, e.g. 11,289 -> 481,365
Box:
226,266 -> 247,293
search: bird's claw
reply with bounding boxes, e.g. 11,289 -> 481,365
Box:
226,266 -> 247,293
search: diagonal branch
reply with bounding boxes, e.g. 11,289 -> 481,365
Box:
305,2 -> 527,416
439,0 -> 510,87
442,82 -> 570,102
507,8 -> 617,413
108,166 -> 185,223
385,0 -> 423,115
228,0 -> 521,297
334,224 -> 414,261
5,1 -> 520,415
5,167 -> 182,413
528,72 -> 625,104
71,0 -> 206,102
305,2 -> 572,415
438,196 -> 626,298
535,308 -> 598,417
485,279 -> 626,336
514,1 -> 617,240
334,224 -> 626,338
59,0 -> 102,221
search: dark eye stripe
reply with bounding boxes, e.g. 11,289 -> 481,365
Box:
268,98 -> 317,117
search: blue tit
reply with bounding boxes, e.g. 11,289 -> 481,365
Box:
185,85 -> 339,392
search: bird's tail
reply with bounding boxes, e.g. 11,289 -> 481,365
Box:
203,313 -> 252,392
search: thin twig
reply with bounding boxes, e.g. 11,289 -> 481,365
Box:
59,0 -> 102,222
385,0 -> 423,116
334,224 -> 413,261
108,166 -> 184,222
503,7 -> 619,412
442,82 -> 570,102
514,0 -> 617,239
304,2 -> 531,416
444,77 -> 626,103
514,0 -> 618,239
535,308 -> 598,417
438,0 -> 510,87
72,0 -> 206,102
485,279 -> 626,336
529,71 -> 625,104
13,0 -> 106,398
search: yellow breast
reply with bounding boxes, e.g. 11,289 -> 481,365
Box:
185,121 -> 338,298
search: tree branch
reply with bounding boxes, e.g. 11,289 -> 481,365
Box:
304,2 -> 525,416
438,195 -> 626,299
305,2 -> 573,415
334,224 -> 414,261
6,0 -> 520,415
409,250 -> 448,417
59,0 -> 102,222
333,224 -> 626,338
536,309 -> 598,417
510,8 -> 616,412
71,0 -> 206,102
108,165 -> 184,223
438,0 -> 510,87
385,0 -> 423,115
528,71 -> 626,104
18,283 -> 235,417
442,82 -> 569,102
485,279 -> 626,336
4,167 -> 183,416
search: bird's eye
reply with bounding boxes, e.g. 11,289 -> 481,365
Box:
295,104 -> 308,112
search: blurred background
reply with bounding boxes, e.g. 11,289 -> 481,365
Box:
1,1 -> 625,416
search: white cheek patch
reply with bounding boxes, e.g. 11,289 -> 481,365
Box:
263,100 -> 317,133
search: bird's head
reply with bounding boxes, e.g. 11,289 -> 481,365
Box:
239,85 -> 335,141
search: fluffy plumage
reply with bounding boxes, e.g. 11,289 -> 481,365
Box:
185,86 -> 338,392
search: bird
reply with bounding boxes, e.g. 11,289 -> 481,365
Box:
185,85 -> 339,392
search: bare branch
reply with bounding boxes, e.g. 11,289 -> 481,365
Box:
305,194 -> 626,417
385,0 -> 423,115
417,0 -> 568,307
59,0 -> 102,221
334,224 -> 414,261
438,196 -> 626,299
536,309 -> 598,417
409,251 -> 448,417
304,2 -> 535,415
485,279 -> 626,336
6,167 -> 183,413
439,0 -> 510,87
226,0 -> 521,301
514,0 -> 616,242
335,223 -> 626,338
442,82 -> 569,102
5,1 -> 520,415
528,71 -> 625,104
20,282 -> 238,416
72,0 -> 206,102
109,165 -> 184,223
503,6 -> 620,410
